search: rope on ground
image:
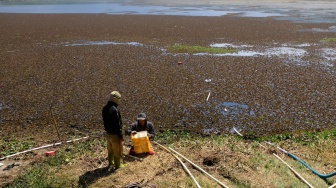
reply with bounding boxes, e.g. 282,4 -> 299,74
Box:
273,153 -> 314,188
169,147 -> 229,188
153,141 -> 201,188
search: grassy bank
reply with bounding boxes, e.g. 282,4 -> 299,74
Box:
3,129 -> 336,188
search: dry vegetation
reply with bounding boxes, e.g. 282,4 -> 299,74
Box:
2,132 -> 336,187
0,14 -> 336,187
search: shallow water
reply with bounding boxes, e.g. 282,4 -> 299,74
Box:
1,0 -> 336,23
58,40 -> 335,72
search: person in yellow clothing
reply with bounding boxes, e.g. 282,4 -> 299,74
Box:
102,91 -> 125,169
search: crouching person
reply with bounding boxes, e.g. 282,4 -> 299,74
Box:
125,113 -> 155,155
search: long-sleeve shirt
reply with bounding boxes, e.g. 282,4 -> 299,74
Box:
125,121 -> 155,140
102,101 -> 123,139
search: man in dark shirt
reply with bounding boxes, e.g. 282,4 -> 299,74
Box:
125,113 -> 155,155
102,91 -> 124,169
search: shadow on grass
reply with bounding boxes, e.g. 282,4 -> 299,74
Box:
78,166 -> 114,188
77,153 -> 151,187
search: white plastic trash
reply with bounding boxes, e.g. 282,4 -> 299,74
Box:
133,131 -> 148,138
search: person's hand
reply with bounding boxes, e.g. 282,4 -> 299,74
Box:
131,131 -> 137,135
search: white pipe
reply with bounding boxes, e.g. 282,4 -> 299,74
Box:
329,183 -> 336,188
169,147 -> 229,188
233,127 -> 266,149
233,127 -> 243,137
154,141 -> 201,188
0,136 -> 90,161
273,153 -> 314,188
206,91 -> 211,102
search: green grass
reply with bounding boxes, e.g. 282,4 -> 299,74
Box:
320,37 -> 336,43
3,139 -> 105,188
166,44 -> 236,54
155,129 -> 191,144
258,128 -> 336,144
0,137 -> 35,157
6,164 -> 64,188
3,129 -> 336,188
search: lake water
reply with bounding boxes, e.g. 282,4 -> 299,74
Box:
0,0 -> 336,23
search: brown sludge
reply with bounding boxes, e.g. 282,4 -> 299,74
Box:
0,14 -> 335,145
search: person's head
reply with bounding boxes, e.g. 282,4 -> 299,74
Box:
137,113 -> 147,126
110,91 -> 121,105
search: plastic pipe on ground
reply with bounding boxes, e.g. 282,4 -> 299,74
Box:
154,141 -> 201,188
231,127 -> 314,185
274,153 -> 314,188
0,136 -> 90,161
266,142 -> 336,179
329,183 -> 336,188
169,147 -> 229,188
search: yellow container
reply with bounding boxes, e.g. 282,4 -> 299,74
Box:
131,131 -> 151,154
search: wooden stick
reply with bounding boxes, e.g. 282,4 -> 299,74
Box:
169,147 -> 229,188
50,107 -> 61,141
154,141 -> 201,188
273,153 -> 314,188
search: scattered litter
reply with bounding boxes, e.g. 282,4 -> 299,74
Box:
206,91 -> 211,101
0,163 -> 3,167
205,79 -> 212,82
178,61 -> 183,65
45,151 -> 55,156
3,163 -> 20,171
124,179 -> 156,188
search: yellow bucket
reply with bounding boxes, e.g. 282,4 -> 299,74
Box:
131,131 -> 151,154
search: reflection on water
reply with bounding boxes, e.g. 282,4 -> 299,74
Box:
321,48 -> 336,61
205,51 -> 264,57
216,101 -> 254,116
300,26 -> 336,33
0,3 -> 285,17
58,40 -> 335,71
0,1 -> 335,23
264,47 -> 306,57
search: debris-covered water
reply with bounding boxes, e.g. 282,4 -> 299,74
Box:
0,1 -> 335,139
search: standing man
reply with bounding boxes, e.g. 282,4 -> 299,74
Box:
102,91 -> 124,169
125,113 -> 155,155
